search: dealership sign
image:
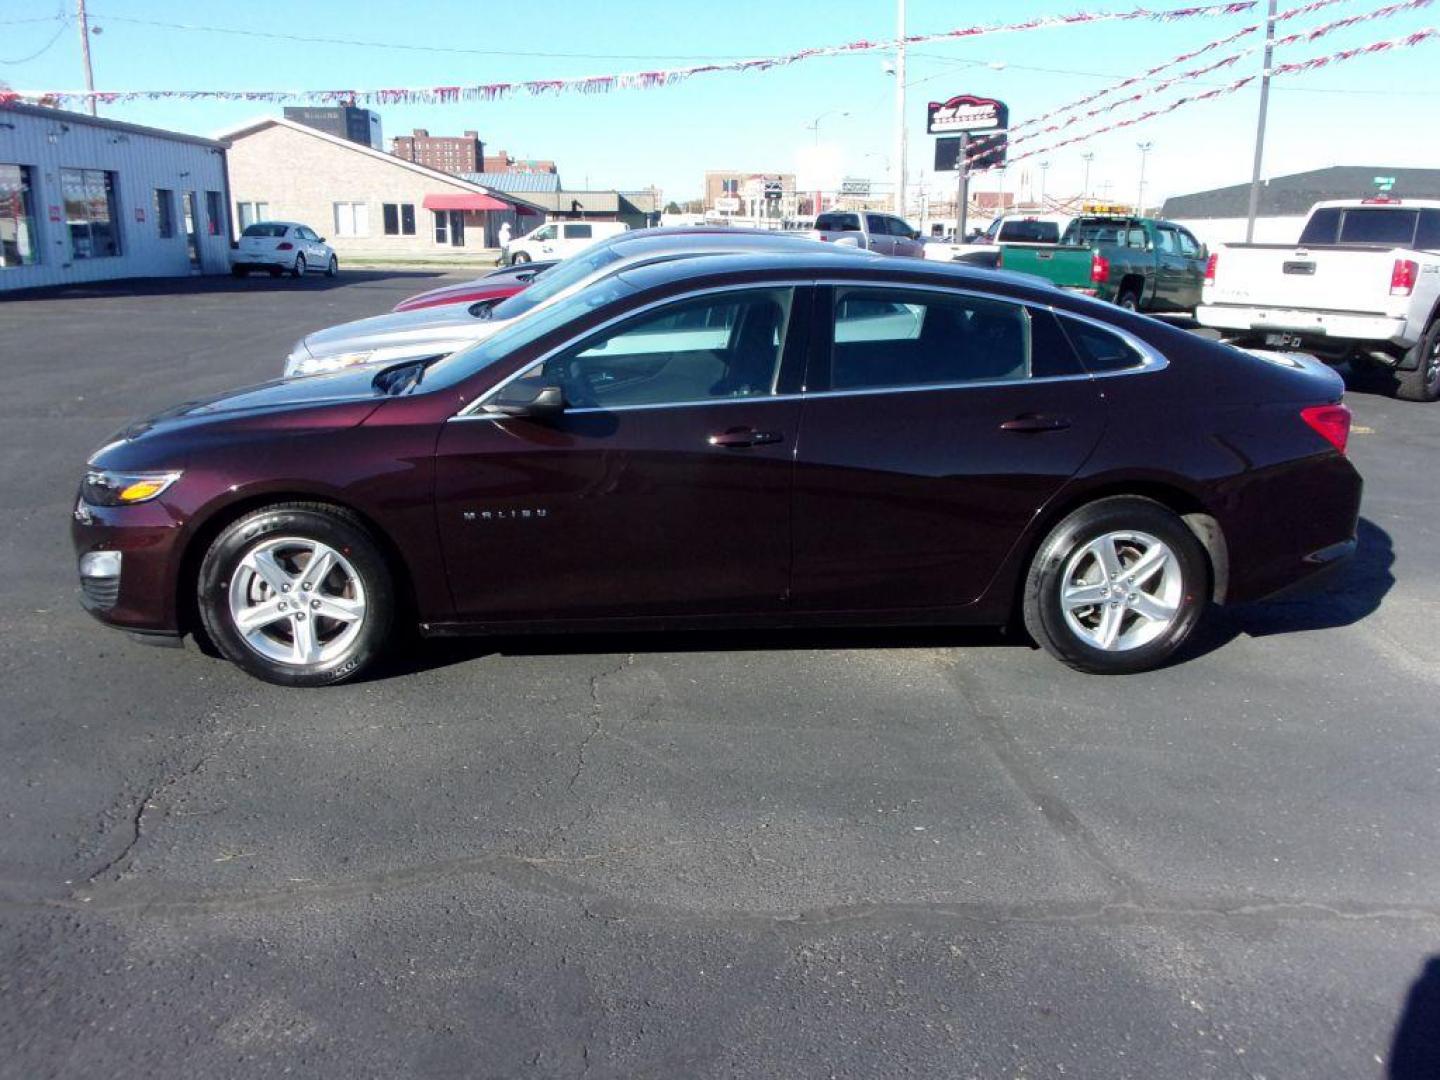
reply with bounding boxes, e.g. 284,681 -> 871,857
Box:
927,94 -> 1008,135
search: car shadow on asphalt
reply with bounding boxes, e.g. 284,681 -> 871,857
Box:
3,270 -> 452,302
1177,515 -> 1394,662
1389,956 -> 1440,1078
369,517 -> 1394,682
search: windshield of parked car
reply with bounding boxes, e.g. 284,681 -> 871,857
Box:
242,223 -> 289,238
487,242 -> 628,322
417,273 -> 637,393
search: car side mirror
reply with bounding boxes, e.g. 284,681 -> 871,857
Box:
484,384 -> 566,419
318,237 -> 327,243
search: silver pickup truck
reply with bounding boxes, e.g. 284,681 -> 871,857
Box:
808,210 -> 926,258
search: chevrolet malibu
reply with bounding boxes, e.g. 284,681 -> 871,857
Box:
73,251 -> 1362,687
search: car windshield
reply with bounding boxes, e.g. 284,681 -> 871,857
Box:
242,223 -> 289,238
488,242 -> 627,321
418,273 -> 637,392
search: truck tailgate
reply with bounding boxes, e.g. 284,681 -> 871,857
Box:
997,244 -> 1092,288
1205,245 -> 1403,314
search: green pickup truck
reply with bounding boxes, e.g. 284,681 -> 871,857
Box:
997,215 -> 1209,312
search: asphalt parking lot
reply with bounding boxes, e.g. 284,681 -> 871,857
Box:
2,271 -> 1437,1079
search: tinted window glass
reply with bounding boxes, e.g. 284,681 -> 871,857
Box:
816,212 -> 861,232
866,214 -> 888,235
1064,218 -> 1136,246
1299,207 -> 1342,245
1176,229 -> 1200,257
563,223 -> 593,240
489,242 -> 626,320
830,290 -> 1032,390
998,220 -> 1061,243
1417,209 -> 1440,251
1155,227 -> 1180,255
1337,208 -> 1419,246
539,289 -> 793,409
1058,316 -> 1145,373
382,204 -> 399,235
242,223 -> 288,238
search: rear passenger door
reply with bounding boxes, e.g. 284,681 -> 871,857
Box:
790,285 -> 1107,612
865,214 -> 894,255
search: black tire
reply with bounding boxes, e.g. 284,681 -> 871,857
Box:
292,253 -> 307,278
510,251 -> 531,264
325,254 -> 338,278
1396,320 -> 1440,403
231,265 -> 249,278
196,502 -> 395,687
1115,288 -> 1140,312
1022,496 -> 1210,675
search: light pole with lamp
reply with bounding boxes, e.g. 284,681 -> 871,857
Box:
1080,151 -> 1094,201
1136,141 -> 1153,214
1039,161 -> 1051,207
806,109 -> 850,216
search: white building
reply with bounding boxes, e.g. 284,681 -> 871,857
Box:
1,103 -> 232,291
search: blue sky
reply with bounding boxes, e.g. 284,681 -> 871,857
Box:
3,0 -> 1437,207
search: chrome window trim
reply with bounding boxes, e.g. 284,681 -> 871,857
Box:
449,276 -> 1167,422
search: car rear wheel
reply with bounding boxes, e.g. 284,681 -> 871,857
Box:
1396,319 -> 1440,403
197,503 -> 394,687
510,251 -> 531,264
292,253 -> 307,278
325,254 -> 338,277
1116,288 -> 1140,312
1022,496 -> 1209,675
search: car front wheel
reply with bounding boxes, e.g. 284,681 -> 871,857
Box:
325,254 -> 338,277
197,503 -> 394,687
1022,496 -> 1209,674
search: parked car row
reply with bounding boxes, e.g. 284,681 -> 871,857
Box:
74,225 -> 1362,688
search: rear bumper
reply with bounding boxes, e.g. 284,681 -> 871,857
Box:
1197,304 -> 1409,345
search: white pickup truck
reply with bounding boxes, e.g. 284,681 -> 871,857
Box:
1197,199 -> 1440,401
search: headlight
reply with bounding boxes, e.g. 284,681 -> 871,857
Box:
81,469 -> 182,506
284,349 -> 376,378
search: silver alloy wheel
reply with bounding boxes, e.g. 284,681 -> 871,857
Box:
1059,530 -> 1182,651
227,536 -> 367,666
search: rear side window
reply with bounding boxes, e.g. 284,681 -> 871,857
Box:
563,223 -> 593,240
1057,316 -> 1146,373
1414,209 -> 1440,250
816,212 -> 861,232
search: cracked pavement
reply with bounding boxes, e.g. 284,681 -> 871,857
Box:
2,274 -> 1439,1078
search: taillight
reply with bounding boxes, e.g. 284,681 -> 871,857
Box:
276,241 -> 294,251
1300,403 -> 1352,454
1204,252 -> 1219,284
1390,258 -> 1418,296
1090,252 -> 1110,284
995,250 -> 1004,268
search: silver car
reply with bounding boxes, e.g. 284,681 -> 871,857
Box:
284,228 -> 851,377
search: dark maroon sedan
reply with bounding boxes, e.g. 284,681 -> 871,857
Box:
73,251 -> 1361,686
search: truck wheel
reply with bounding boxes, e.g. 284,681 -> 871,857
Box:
1116,288 -> 1141,312
1396,320 -> 1440,402
510,251 -> 531,264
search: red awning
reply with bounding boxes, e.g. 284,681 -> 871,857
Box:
422,193 -> 511,212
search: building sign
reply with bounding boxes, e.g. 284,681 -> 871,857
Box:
715,196 -> 741,213
762,179 -> 783,200
934,132 -> 1007,173
927,94 -> 1008,135
840,177 -> 870,197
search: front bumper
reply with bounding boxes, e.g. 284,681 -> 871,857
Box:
72,497 -> 186,635
1196,304 -> 1409,346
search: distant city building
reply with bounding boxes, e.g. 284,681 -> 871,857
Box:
282,106 -> 382,149
482,151 -> 558,175
392,129 -> 485,176
460,173 -> 659,229
704,171 -> 798,220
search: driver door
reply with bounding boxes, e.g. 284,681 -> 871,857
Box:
433,286 -> 809,623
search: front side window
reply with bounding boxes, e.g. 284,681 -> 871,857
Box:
1,164 -> 40,267
1176,229 -> 1200,257
830,289 -> 1033,390
530,224 -> 556,242
563,223 -> 593,240
866,214 -> 888,235
61,168 -> 121,259
523,289 -> 794,410
154,189 -> 175,239
333,202 -> 368,237
1417,209 -> 1440,251
1155,227 -> 1180,255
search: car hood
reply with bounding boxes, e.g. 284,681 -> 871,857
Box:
397,280 -> 521,311
301,301 -> 497,358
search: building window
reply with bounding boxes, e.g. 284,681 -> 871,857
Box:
236,201 -> 270,229
0,164 -> 40,268
60,167 -> 121,259
382,202 -> 417,236
721,178 -> 739,195
154,189 -> 175,238
205,191 -> 223,236
333,201 -> 368,237
433,210 -> 448,244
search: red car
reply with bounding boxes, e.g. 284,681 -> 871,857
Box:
391,261 -> 559,313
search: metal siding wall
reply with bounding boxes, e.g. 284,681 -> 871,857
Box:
0,111 -> 230,291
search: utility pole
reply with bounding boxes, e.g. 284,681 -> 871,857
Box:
76,0 -> 97,116
1039,161 -> 1050,205
1244,0 -> 1278,242
1136,141 -> 1153,213
1081,151 -> 1094,200
894,0 -> 907,219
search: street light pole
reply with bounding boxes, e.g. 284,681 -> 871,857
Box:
1244,0 -> 1278,242
1081,152 -> 1094,201
1136,141 -> 1153,213
894,0 -> 908,219
1039,161 -> 1050,206
808,109 -> 849,217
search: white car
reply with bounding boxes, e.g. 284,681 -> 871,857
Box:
924,214 -> 1068,266
1197,198 -> 1440,402
231,221 -> 338,279
504,220 -> 628,265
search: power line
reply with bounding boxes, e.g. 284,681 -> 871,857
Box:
0,17 -> 69,65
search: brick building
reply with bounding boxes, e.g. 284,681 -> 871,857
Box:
391,129 -> 485,175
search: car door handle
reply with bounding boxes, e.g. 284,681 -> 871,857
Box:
1000,414 -> 1072,433
709,427 -> 783,448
